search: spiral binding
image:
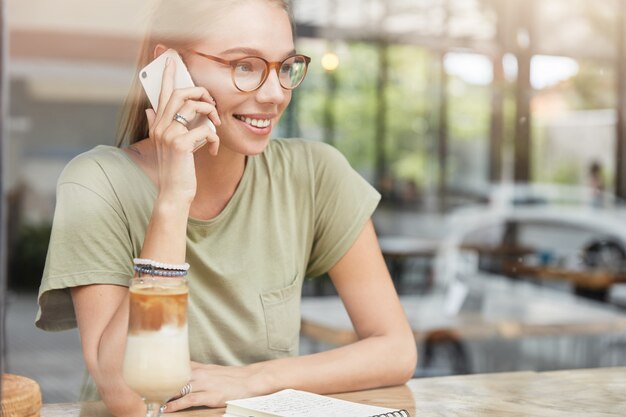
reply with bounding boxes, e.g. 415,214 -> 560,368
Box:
372,410 -> 410,417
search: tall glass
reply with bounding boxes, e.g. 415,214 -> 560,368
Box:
122,276 -> 191,417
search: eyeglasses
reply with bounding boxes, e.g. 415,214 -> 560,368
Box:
188,50 -> 311,92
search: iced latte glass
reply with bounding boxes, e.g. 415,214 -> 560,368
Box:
122,276 -> 191,417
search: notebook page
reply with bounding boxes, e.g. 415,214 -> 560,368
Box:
225,389 -> 402,417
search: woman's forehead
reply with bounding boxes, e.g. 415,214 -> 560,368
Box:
193,2 -> 294,55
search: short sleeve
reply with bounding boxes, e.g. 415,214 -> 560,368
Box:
305,142 -> 381,277
36,156 -> 134,331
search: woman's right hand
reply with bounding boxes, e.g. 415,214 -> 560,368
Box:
146,56 -> 221,204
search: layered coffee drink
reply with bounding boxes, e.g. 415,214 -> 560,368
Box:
122,277 -> 191,403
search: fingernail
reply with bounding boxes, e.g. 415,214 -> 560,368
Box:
165,57 -> 171,66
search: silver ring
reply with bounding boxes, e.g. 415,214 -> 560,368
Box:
180,382 -> 192,396
173,113 -> 189,127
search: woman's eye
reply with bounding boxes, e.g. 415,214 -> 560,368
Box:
236,62 -> 254,73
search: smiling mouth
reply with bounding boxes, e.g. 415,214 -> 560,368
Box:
234,115 -> 271,128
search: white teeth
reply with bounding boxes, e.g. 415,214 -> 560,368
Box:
237,115 -> 271,128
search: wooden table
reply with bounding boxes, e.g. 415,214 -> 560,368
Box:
41,367 -> 626,416
461,241 -> 626,301
504,263 -> 626,301
300,274 -> 626,373
507,264 -> 626,289
301,274 -> 626,345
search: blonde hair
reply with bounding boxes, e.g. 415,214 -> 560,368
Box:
116,0 -> 293,147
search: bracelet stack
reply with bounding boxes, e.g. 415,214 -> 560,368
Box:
133,258 -> 189,277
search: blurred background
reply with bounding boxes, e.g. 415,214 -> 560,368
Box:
4,0 -> 626,405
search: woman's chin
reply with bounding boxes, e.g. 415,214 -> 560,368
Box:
242,138 -> 272,156
219,137 -> 271,157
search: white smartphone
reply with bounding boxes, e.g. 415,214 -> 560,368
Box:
139,48 -> 216,133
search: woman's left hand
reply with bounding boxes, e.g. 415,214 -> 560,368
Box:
164,361 -> 262,412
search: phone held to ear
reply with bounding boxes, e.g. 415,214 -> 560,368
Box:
139,48 -> 216,134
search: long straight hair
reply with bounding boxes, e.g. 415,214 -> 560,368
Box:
116,0 -> 294,147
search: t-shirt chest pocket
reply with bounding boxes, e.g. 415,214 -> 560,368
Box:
260,276 -> 301,352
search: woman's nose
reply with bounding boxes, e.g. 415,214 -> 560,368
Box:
255,70 -> 288,104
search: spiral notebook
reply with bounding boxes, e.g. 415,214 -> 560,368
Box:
223,388 -> 410,417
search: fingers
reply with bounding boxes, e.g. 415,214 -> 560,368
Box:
160,124 -> 219,155
191,133 -> 219,155
164,378 -> 221,412
164,364 -> 252,413
147,56 -> 220,155
164,387 -> 226,412
163,87 -> 220,131
150,87 -> 220,146
164,393 -> 205,413
176,100 -> 221,131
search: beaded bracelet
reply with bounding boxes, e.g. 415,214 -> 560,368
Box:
133,258 -> 190,271
133,265 -> 188,277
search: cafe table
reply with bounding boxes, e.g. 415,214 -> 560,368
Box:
41,366 -> 626,416
504,262 -> 626,301
301,273 -> 626,344
459,241 -> 626,301
300,273 -> 626,373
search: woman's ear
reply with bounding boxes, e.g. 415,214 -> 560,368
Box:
153,44 -> 170,59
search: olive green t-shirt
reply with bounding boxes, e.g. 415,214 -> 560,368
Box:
36,138 -> 380,398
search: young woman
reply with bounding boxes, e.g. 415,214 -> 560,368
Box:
36,0 -> 417,415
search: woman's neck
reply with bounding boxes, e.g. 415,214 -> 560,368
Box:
190,146 -> 247,220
